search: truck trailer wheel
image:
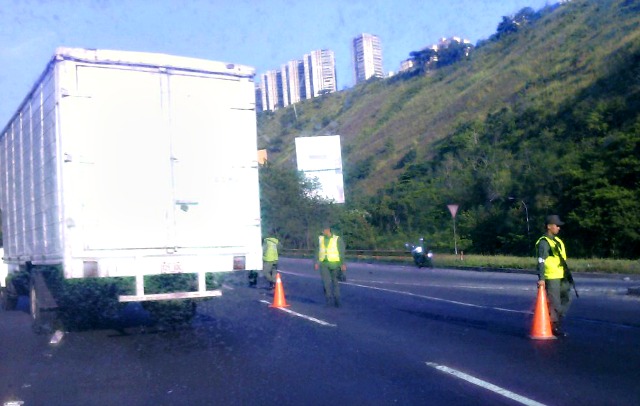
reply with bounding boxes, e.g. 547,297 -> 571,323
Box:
30,271 -> 59,334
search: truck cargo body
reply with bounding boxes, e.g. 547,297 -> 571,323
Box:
0,48 -> 262,306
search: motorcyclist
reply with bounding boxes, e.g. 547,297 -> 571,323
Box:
407,237 -> 433,268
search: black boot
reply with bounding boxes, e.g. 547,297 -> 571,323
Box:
248,271 -> 258,287
552,322 -> 566,337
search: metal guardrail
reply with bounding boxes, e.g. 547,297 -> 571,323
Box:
281,249 -> 410,259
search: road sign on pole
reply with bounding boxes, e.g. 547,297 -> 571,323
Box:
447,204 -> 459,218
447,204 -> 459,255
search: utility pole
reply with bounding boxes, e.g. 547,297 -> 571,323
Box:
447,204 -> 459,255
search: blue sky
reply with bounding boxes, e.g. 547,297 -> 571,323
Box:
0,0 -> 553,126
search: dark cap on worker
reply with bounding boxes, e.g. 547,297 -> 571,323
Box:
545,215 -> 564,226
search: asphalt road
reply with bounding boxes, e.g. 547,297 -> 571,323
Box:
1,258 -> 639,406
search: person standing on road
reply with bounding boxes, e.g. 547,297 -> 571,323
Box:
262,234 -> 280,290
315,225 -> 346,307
535,214 -> 572,337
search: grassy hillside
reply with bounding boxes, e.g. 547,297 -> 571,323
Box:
258,0 -> 640,196
257,0 -> 640,258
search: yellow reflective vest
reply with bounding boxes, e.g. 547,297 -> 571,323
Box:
536,235 -> 567,280
263,237 -> 279,261
318,235 -> 341,262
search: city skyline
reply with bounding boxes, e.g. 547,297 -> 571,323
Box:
258,48 -> 337,111
0,0 -> 554,126
256,32 -> 474,112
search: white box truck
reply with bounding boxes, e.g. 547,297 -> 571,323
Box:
0,48 -> 262,330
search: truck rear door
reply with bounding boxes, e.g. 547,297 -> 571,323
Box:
168,73 -> 259,250
72,66 -> 173,250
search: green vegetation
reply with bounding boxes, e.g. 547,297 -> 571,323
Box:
281,249 -> 640,275
258,0 -> 640,261
432,254 -> 640,275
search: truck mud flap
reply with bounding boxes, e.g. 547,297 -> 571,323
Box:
30,270 -> 60,334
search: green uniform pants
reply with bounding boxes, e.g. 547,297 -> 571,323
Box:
262,260 -> 277,283
319,261 -> 341,307
545,278 -> 572,322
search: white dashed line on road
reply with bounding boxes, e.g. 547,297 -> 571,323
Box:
346,282 -> 531,314
426,362 -> 548,406
259,300 -> 337,327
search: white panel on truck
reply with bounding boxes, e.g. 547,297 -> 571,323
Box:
1,69 -> 63,264
168,73 -> 260,250
1,48 -> 263,291
63,66 -> 172,250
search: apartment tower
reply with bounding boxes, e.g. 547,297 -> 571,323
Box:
352,33 -> 383,84
258,49 -> 336,111
260,70 -> 279,111
304,49 -> 337,98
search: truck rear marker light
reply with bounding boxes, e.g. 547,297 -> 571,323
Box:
83,261 -> 99,278
233,256 -> 246,270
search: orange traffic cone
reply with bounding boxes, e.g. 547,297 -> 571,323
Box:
270,273 -> 289,308
530,283 -> 556,340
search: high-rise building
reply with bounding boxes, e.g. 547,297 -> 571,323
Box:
284,60 -> 305,104
255,84 -> 263,112
304,49 -> 337,98
297,60 -> 307,100
260,70 -> 279,111
258,49 -> 336,112
277,68 -> 289,108
352,33 -> 384,84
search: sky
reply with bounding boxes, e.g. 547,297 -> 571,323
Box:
0,0 -> 553,126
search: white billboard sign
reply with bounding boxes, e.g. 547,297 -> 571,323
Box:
295,135 -> 345,203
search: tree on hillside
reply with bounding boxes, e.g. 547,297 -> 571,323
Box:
408,39 -> 473,73
409,48 -> 437,74
493,7 -> 539,40
259,163 -> 333,249
437,41 -> 473,68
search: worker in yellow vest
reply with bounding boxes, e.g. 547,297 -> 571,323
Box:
535,214 -> 572,337
315,224 -> 346,307
262,235 -> 280,290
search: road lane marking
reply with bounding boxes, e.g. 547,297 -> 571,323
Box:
279,270 -> 529,314
346,282 -> 531,314
259,300 -> 337,327
279,269 -> 632,295
49,330 -> 65,345
425,362 -> 547,406
278,269 -> 640,329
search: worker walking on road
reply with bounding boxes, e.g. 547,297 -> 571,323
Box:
315,224 -> 346,307
535,214 -> 572,337
262,234 -> 280,290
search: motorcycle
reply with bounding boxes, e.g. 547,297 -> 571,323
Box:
405,238 -> 434,268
